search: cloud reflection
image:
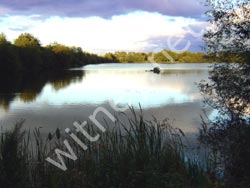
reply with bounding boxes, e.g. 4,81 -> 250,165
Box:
25,64 -> 209,108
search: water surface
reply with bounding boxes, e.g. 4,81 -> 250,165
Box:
0,63 -> 213,134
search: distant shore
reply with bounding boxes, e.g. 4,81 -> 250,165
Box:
1,32 -> 235,74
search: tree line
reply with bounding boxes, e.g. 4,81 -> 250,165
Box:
1,32 -> 245,75
0,33 -> 112,74
103,50 -> 247,63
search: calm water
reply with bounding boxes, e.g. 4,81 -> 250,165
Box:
0,63 -> 213,135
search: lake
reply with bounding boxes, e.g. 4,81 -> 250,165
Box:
0,63 -> 213,137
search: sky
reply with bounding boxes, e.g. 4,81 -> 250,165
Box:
0,0 -> 209,53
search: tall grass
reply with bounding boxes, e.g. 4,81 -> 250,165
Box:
0,109 -> 212,188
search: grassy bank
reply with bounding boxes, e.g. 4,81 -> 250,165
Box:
0,111 -> 215,188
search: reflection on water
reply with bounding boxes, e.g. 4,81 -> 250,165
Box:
0,71 -> 84,110
0,63 -> 213,133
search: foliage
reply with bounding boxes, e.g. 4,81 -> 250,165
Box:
104,50 -> 229,63
0,120 -> 28,188
0,31 -> 243,75
0,33 -> 10,45
203,0 -> 250,61
0,33 -> 112,74
14,33 -> 41,48
0,35 -> 21,72
199,0 -> 250,187
107,50 -> 249,63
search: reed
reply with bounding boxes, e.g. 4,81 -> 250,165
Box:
0,109 -> 212,188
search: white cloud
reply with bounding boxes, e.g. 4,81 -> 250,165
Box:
0,11 -> 206,53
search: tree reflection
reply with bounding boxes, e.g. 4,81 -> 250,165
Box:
161,69 -> 205,75
0,94 -> 16,111
0,70 -> 85,110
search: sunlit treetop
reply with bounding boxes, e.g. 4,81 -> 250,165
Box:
0,33 -> 10,45
14,33 -> 41,48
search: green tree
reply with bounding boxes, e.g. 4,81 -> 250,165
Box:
0,33 -> 21,72
14,33 -> 41,48
14,33 -> 42,72
0,33 -> 10,45
154,51 -> 170,63
114,51 -> 127,62
104,53 -> 118,62
46,42 -> 74,68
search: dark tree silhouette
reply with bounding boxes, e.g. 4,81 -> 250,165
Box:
0,33 -> 21,73
199,1 -> 250,187
0,32 -> 113,74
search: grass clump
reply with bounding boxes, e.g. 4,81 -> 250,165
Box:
0,109 -> 212,188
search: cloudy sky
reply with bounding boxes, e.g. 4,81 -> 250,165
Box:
0,0 -> 209,53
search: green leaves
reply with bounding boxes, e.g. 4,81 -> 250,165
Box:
14,33 -> 41,48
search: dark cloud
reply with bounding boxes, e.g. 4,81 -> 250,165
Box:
0,0 -> 208,18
